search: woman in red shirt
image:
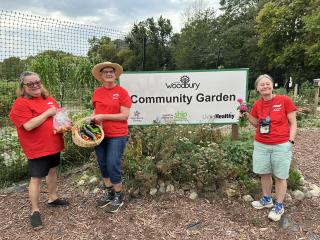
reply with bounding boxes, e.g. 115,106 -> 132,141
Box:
91,62 -> 132,213
245,74 -> 297,222
9,71 -> 69,230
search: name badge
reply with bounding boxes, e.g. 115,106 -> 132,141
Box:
259,117 -> 270,134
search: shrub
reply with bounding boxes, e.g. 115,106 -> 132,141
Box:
287,167 -> 302,190
0,127 -> 28,187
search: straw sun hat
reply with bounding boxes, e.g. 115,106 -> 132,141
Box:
91,61 -> 123,82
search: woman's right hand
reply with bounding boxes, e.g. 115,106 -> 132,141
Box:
239,111 -> 248,119
44,107 -> 57,117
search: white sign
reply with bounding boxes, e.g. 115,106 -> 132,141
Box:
120,69 -> 248,125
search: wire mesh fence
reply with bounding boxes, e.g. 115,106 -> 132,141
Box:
0,10 -> 127,186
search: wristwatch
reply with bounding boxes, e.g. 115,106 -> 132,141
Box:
289,140 -> 295,144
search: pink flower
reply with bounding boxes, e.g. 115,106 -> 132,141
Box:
239,104 -> 248,113
237,98 -> 244,104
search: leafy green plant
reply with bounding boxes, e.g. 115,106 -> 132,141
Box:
287,167 -> 302,190
0,81 -> 18,125
0,127 -> 28,187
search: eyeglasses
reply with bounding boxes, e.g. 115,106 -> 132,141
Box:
101,70 -> 115,75
22,80 -> 41,88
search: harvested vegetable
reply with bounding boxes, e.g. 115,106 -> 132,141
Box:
78,120 -> 103,142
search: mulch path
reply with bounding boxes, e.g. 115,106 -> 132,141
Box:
0,128 -> 319,240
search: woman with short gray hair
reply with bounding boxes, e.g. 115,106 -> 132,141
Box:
243,74 -> 297,221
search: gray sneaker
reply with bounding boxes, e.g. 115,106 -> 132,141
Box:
251,196 -> 273,209
96,188 -> 115,208
105,191 -> 124,213
268,202 -> 285,221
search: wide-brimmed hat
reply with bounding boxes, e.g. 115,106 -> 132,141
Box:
92,61 -> 123,81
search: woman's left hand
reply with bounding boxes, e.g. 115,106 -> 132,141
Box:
91,114 -> 106,124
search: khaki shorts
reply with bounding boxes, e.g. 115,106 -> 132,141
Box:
252,141 -> 292,179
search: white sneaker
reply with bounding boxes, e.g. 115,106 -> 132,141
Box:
268,203 -> 285,221
251,197 -> 274,209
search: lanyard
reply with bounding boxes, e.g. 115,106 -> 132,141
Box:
260,97 -> 274,120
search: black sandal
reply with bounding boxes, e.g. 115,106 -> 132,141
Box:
30,211 -> 43,230
47,198 -> 69,207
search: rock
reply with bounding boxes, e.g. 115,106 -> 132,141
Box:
166,184 -> 175,193
299,176 -> 305,185
292,190 -> 305,200
132,189 -> 140,197
80,174 -> 89,181
89,176 -> 98,184
158,180 -> 165,188
177,189 -> 185,196
305,191 -> 313,198
225,188 -> 237,198
310,184 -> 320,192
285,193 -> 292,202
243,195 -> 254,202
302,186 -> 309,193
189,191 -> 198,200
182,185 -> 191,191
279,217 -> 300,233
77,180 -> 85,186
186,221 -> 202,230
306,231 -> 320,240
159,186 -> 166,194
149,188 -> 157,196
83,189 -> 90,196
92,188 -> 100,194
280,217 -> 292,229
309,189 -> 320,197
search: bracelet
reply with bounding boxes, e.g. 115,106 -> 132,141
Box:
289,140 -> 295,144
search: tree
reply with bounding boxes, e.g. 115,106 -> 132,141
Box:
302,0 -> 320,76
217,0 -> 266,87
173,8 -> 220,70
126,16 -> 174,70
88,36 -> 122,63
1,57 -> 25,81
255,0 -> 318,83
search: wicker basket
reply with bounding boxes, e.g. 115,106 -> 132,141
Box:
72,117 -> 104,148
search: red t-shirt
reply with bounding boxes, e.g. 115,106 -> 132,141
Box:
9,96 -> 64,159
92,85 -> 132,137
250,95 -> 297,144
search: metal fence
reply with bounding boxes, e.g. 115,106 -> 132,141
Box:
0,10 -> 127,185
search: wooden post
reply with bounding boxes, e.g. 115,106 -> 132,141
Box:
293,84 -> 298,100
314,86 -> 320,116
231,124 -> 239,141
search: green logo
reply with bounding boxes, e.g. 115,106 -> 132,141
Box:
174,111 -> 188,121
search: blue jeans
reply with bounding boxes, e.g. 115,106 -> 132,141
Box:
95,136 -> 128,184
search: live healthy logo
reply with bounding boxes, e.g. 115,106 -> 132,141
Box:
165,75 -> 200,90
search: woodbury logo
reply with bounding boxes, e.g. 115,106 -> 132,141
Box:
165,75 -> 200,90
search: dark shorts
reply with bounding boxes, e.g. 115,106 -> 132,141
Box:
28,152 -> 61,178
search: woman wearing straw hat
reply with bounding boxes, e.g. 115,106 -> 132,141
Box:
91,61 -> 132,213
9,71 -> 69,230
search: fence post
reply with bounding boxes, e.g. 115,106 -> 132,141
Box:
313,86 -> 320,116
231,124 -> 239,141
293,84 -> 298,100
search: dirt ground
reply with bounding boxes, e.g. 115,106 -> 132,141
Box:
0,128 -> 319,240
